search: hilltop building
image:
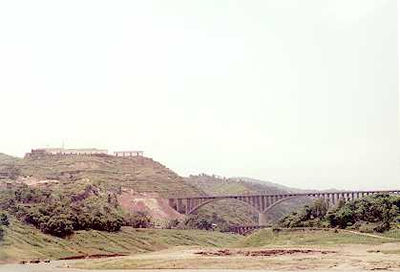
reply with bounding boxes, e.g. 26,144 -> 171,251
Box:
113,151 -> 144,157
26,148 -> 108,157
26,147 -> 145,158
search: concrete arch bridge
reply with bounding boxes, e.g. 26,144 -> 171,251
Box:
168,190 -> 400,225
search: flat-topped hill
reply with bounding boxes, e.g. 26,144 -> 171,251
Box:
0,154 -> 203,227
2,154 -> 201,198
0,153 -> 309,236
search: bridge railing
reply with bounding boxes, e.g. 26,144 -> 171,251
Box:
171,190 -> 400,200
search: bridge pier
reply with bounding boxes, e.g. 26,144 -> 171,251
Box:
258,212 -> 267,225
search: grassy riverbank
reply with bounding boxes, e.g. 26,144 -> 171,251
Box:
0,220 -> 240,263
71,229 -> 400,270
234,228 -> 400,248
3,221 -> 400,270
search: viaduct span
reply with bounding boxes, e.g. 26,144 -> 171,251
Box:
168,190 -> 400,225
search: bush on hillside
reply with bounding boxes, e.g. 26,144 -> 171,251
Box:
279,198 -> 329,228
327,194 -> 400,232
0,184 -> 125,237
0,165 -> 20,180
181,212 -> 230,232
23,202 -> 74,237
40,214 -> 74,237
0,212 -> 9,241
70,198 -> 124,232
0,212 -> 9,227
165,218 -> 180,229
124,211 -> 152,228
22,200 -> 124,237
279,194 -> 400,233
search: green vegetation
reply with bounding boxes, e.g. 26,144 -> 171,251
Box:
279,194 -> 400,233
70,228 -> 400,270
0,219 -> 240,263
0,183 -> 126,237
180,212 -> 230,232
0,154 -> 202,236
0,212 -> 9,240
0,153 -> 20,165
279,198 -> 330,228
0,154 -> 307,238
235,228 -> 398,248
14,155 -> 202,198
2,153 -> 400,269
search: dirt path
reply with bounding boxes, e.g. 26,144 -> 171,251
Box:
342,230 -> 396,240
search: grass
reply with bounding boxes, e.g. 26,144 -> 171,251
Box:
0,220 -> 240,263
0,220 -> 75,262
381,249 -> 400,255
72,252 -> 334,270
71,228 -> 400,270
3,221 -> 400,269
382,229 -> 400,239
234,228 -> 400,248
12,155 -> 203,198
1,154 -> 302,227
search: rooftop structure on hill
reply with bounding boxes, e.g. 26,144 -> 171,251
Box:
114,150 -> 144,157
26,147 -> 108,157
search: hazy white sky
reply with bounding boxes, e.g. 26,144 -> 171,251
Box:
0,0 -> 398,190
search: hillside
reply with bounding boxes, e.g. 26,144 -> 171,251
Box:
0,219 -> 239,263
185,174 -> 310,224
0,153 -> 21,181
5,154 -> 201,198
0,153 -> 312,240
0,153 -> 207,236
231,177 -> 302,193
0,153 -> 20,164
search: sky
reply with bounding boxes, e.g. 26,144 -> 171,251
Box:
0,0 -> 398,190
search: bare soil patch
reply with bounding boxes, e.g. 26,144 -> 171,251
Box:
195,248 -> 335,257
118,188 -> 183,220
17,176 -> 59,186
58,253 -> 126,261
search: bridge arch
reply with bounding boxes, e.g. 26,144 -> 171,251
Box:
261,195 -> 320,213
169,190 -> 400,226
261,196 -> 299,214
187,197 -> 261,216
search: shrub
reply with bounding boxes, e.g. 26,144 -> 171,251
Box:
11,189 -> 126,236
40,214 -> 74,237
181,213 -> 229,232
0,212 -> 9,241
279,199 -> 329,228
165,218 -> 180,229
0,212 -> 9,226
281,194 -> 400,233
124,212 -> 152,228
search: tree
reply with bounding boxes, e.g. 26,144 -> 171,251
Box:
0,212 -> 9,226
40,214 -> 74,237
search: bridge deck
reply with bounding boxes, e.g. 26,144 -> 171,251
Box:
173,189 -> 400,200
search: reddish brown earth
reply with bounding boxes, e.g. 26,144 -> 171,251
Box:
118,188 -> 183,220
195,248 -> 336,257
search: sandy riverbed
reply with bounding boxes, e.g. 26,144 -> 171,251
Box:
3,242 -> 395,272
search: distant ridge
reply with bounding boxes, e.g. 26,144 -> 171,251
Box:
185,174 -> 312,223
231,177 -> 300,193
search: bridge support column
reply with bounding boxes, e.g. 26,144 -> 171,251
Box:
258,212 -> 267,225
